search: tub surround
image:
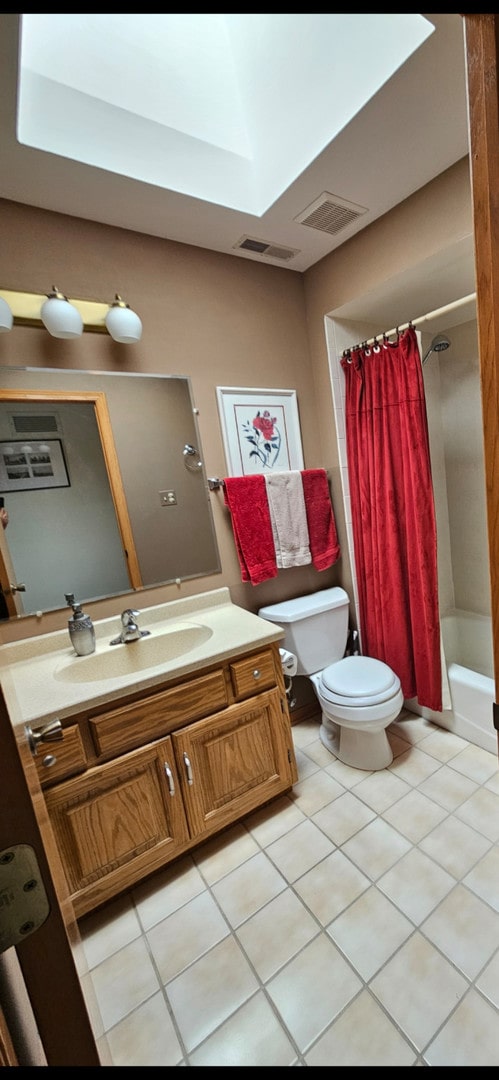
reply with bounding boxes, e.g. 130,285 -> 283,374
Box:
0,587 -> 284,728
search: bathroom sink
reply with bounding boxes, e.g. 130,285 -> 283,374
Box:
54,621 -> 213,684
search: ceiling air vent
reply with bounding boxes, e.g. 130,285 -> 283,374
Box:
10,413 -> 60,434
234,236 -> 299,262
294,192 -> 368,237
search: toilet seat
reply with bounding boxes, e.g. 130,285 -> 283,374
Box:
319,655 -> 401,708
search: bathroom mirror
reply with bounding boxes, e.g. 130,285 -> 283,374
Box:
0,366 -> 221,619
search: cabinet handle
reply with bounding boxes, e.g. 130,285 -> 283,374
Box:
24,718 -> 63,756
183,752 -> 193,785
164,763 -> 175,796
253,668 -> 261,680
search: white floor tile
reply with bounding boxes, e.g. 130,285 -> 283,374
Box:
146,890 -> 229,983
304,989 -> 417,1066
421,883 -> 499,979
377,847 -> 455,923
293,849 -> 370,925
266,934 -> 362,1053
105,991 -> 183,1067
424,989 -> 499,1066
327,885 -> 413,979
236,888 -> 319,982
85,716 -> 499,1066
210,850 -> 287,927
370,932 -> 468,1050
166,936 -> 259,1053
341,817 -> 412,880
265,818 -> 335,883
188,991 -> 299,1066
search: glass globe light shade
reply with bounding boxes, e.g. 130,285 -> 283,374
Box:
105,295 -> 142,344
0,295 -> 13,333
41,287 -> 83,339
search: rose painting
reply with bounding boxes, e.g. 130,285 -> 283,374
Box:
242,409 -> 282,469
216,388 -> 304,476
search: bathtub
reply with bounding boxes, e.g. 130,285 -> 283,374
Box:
408,609 -> 497,755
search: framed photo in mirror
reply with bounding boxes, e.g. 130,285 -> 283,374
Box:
0,438 -> 70,492
216,387 -> 304,476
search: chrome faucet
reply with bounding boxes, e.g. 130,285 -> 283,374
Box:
110,608 -> 151,645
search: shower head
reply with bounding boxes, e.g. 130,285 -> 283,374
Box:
422,333 -> 451,366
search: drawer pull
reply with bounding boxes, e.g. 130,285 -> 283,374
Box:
164,763 -> 175,796
253,669 -> 261,680
42,754 -> 57,768
25,718 -> 63,756
183,752 -> 194,785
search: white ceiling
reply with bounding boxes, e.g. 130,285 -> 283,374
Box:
0,14 -> 475,331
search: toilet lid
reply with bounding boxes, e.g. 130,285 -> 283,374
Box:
320,655 -> 401,707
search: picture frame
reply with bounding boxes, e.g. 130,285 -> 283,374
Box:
216,386 -> 304,476
0,438 -> 70,492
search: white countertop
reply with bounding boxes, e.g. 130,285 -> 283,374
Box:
0,588 -> 284,729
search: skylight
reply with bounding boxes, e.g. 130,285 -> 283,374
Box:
18,13 -> 433,215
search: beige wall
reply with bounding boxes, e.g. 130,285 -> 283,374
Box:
0,156 -> 475,643
0,198 -> 339,642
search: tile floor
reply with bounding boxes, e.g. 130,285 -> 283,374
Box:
78,709 -> 499,1066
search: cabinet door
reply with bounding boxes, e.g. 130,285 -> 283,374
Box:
174,688 -> 295,837
44,737 -> 189,914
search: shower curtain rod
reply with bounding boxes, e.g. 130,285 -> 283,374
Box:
348,291 -> 477,351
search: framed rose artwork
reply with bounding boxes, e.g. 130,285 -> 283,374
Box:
216,387 -> 304,476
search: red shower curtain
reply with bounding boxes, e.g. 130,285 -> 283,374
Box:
341,325 -> 442,711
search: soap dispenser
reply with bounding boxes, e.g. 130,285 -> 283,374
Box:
65,593 -> 96,656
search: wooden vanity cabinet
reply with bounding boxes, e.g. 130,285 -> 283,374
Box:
38,643 -> 297,917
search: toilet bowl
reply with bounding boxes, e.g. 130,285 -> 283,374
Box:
258,588 -> 403,771
311,656 -> 403,770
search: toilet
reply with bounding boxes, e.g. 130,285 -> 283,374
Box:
258,587 -> 403,770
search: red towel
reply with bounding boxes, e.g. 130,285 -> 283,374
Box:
301,468 -> 341,571
223,475 -> 278,585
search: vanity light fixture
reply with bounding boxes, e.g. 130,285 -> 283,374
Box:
0,287 -> 143,344
0,295 -> 13,332
105,294 -> 143,344
41,287 -> 84,340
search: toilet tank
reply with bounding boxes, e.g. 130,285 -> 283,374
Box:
258,587 -> 350,676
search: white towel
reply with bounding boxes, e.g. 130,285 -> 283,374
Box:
265,471 -> 312,568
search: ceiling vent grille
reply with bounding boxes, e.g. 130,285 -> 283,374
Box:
234,236 -> 299,262
295,192 -> 368,236
10,413 -> 60,434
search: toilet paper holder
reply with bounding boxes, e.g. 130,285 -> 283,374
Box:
280,648 -> 298,709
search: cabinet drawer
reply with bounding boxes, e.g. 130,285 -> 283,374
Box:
229,649 -> 276,700
35,723 -> 87,787
89,669 -> 228,757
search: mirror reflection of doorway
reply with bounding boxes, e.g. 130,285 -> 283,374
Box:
0,514 -> 25,617
0,390 -> 139,617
